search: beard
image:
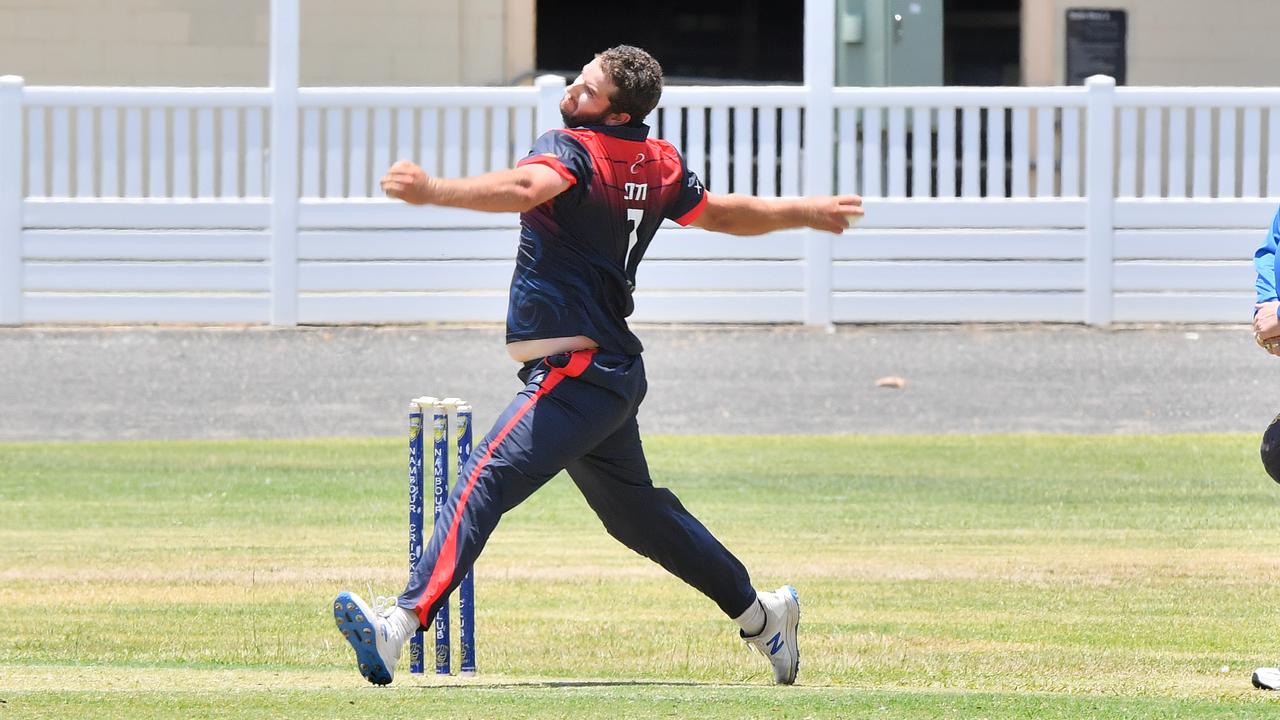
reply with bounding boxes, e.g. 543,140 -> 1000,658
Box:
561,105 -> 614,128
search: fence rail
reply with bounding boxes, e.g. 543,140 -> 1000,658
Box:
1,74 -> 1277,326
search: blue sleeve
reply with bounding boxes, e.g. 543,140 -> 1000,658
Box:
1255,206 -> 1280,309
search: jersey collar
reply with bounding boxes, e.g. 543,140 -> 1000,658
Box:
576,123 -> 651,141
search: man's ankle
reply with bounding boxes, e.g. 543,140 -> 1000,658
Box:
733,597 -> 766,637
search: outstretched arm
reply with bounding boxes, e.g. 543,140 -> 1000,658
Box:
691,193 -> 864,236
380,160 -> 571,213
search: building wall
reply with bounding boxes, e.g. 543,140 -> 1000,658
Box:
5,0 -> 1274,89
1023,0 -> 1280,86
0,0 -> 535,86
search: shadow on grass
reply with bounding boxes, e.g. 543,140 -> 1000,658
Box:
417,679 -> 745,690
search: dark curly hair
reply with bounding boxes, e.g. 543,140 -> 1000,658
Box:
596,45 -> 664,125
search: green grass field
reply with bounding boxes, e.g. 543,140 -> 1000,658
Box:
3,434 -> 1280,718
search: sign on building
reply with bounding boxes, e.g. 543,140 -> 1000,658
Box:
1065,8 -> 1127,85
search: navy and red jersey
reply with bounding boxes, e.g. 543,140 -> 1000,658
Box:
510,123 -> 708,355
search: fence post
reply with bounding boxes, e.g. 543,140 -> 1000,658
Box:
0,76 -> 22,326
534,75 -> 566,136
269,0 -> 300,326
1085,75 -> 1116,326
802,0 -> 835,327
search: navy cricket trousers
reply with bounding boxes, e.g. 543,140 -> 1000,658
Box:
397,348 -> 757,628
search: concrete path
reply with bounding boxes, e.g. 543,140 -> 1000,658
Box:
0,324 -> 1271,440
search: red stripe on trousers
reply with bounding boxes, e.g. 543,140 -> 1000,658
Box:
414,349 -> 596,625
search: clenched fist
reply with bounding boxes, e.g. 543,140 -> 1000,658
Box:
381,160 -> 434,205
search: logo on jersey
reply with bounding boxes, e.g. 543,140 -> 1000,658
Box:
624,182 -> 648,201
688,175 -> 704,195
630,153 -> 646,174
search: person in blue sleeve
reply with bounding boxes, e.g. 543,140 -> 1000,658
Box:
1251,205 -> 1280,691
1253,207 -> 1280,356
330,45 -> 864,687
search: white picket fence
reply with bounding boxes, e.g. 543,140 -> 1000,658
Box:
1,74 -> 1277,326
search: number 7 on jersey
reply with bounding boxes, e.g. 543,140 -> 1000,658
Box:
625,208 -> 644,272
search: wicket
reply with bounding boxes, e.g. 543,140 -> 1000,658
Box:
408,396 -> 477,676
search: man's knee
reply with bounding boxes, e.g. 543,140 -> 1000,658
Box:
593,488 -> 683,549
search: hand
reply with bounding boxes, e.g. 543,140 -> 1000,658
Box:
1256,301 -> 1280,342
805,195 -> 864,234
380,159 -> 434,205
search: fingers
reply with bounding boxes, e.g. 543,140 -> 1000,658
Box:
1260,316 -> 1280,341
381,161 -> 420,184
835,196 -> 864,220
814,195 -> 865,234
380,178 -> 414,199
380,172 -> 417,189
835,194 -> 863,209
1256,301 -> 1280,338
381,159 -> 425,201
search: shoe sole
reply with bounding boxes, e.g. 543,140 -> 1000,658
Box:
780,585 -> 800,685
333,591 -> 392,685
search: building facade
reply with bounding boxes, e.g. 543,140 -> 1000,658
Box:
0,1 -> 1275,88
1023,0 -> 1280,86
0,0 -> 534,86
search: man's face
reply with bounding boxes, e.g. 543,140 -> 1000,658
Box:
560,58 -> 628,127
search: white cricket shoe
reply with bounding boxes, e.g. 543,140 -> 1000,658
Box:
741,585 -> 801,685
333,591 -> 412,685
1253,667 -> 1280,690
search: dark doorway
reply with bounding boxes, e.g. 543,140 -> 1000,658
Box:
535,0 -> 803,84
943,0 -> 1021,85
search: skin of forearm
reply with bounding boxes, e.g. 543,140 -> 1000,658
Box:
709,194 -> 812,235
425,169 -> 544,213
